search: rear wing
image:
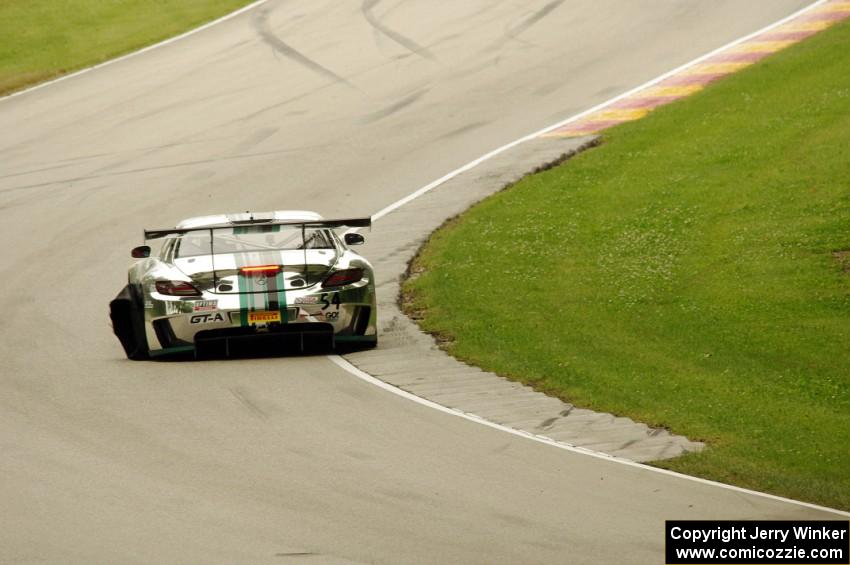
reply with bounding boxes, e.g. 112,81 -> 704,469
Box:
144,217 -> 371,240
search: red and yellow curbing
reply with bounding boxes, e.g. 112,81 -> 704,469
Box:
544,0 -> 850,138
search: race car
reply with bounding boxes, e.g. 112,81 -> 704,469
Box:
110,210 -> 377,359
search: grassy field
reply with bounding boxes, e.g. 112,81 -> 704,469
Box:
403,20 -> 850,509
0,0 -> 254,95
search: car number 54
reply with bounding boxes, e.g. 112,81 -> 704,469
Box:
320,293 -> 341,310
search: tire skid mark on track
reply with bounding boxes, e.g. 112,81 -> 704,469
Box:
360,86 -> 429,123
507,0 -> 566,40
435,120 -> 491,140
251,4 -> 354,87
0,145 -> 329,195
230,386 -> 269,420
362,0 -> 436,60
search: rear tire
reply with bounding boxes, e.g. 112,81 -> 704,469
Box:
109,285 -> 149,360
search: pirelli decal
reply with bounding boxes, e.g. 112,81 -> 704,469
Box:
237,269 -> 288,326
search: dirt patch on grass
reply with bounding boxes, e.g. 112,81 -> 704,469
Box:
833,249 -> 850,272
0,71 -> 55,95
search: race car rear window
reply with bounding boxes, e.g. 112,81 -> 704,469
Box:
174,226 -> 334,258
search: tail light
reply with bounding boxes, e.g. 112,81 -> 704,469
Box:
322,268 -> 364,288
240,265 -> 282,275
155,280 -> 202,296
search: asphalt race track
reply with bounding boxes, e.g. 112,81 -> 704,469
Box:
0,1 -> 842,563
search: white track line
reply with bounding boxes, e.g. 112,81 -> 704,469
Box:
338,0 -> 850,517
328,355 -> 849,517
0,0 -> 269,103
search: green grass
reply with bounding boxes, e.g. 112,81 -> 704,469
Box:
404,20 -> 850,510
0,0 -> 254,95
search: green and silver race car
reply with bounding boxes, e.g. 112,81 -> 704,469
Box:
110,210 -> 377,359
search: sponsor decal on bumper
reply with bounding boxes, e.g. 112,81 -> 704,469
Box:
248,310 -> 281,324
193,300 -> 218,312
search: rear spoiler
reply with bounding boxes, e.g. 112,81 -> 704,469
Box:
144,217 -> 371,240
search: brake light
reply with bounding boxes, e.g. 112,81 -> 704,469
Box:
155,280 -> 202,296
322,268 -> 364,288
240,265 -> 282,274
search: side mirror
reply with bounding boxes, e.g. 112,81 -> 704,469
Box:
344,233 -> 365,246
131,245 -> 151,258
